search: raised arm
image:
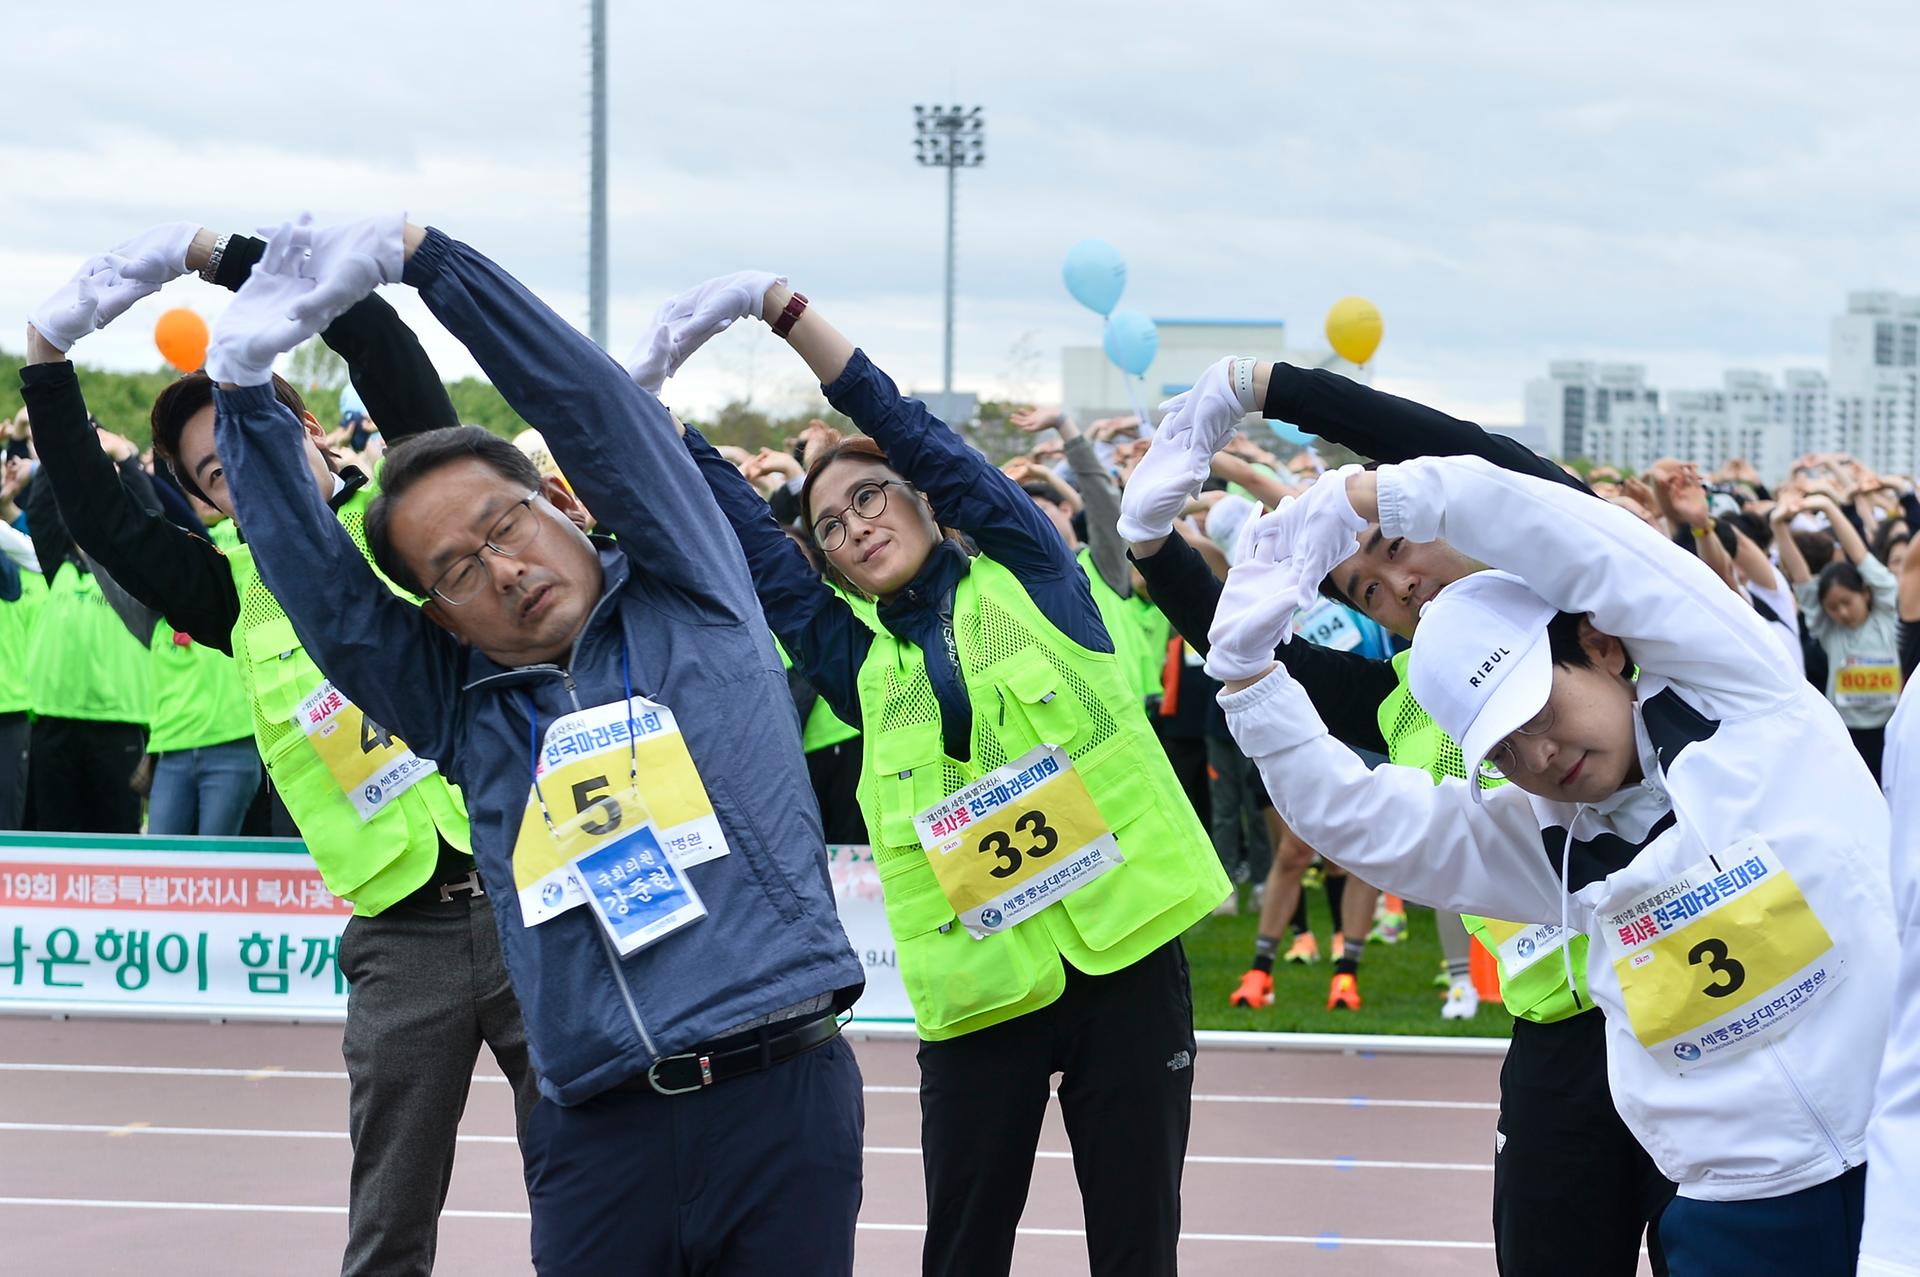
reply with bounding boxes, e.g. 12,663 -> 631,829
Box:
1771,500 -> 1813,587
1359,455 -> 1802,710
405,230 -> 755,624
1221,662 -> 1565,924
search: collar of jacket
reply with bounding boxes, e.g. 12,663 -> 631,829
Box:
331,465 -> 370,511
874,538 -> 973,639
460,537 -> 627,693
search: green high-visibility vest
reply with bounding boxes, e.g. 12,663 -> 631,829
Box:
1075,547 -> 1150,702
225,484 -> 471,915
1376,649 -> 1589,1023
146,522 -> 254,755
0,570 -> 46,715
29,561 -> 150,724
1122,591 -> 1172,702
855,554 -> 1230,1041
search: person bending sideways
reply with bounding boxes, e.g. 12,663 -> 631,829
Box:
1214,454 -> 1895,1277
203,217 -> 867,1277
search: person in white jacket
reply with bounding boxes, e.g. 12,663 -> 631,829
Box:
1215,455 -> 1896,1277
1862,687 -> 1920,1277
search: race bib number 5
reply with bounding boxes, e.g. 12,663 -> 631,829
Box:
914,744 -> 1123,940
295,680 -> 436,822
1602,838 -> 1843,1074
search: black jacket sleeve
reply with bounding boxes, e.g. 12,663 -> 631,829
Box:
1263,364 -> 1592,495
1131,530 -> 1397,753
216,237 -> 458,443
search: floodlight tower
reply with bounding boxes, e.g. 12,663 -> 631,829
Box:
913,105 -> 985,403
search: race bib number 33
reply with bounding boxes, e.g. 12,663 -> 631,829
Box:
914,744 -> 1123,940
1603,838 -> 1843,1074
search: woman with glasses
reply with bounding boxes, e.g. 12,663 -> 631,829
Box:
661,274 -> 1230,1277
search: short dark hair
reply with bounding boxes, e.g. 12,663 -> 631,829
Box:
1793,530 -> 1837,576
150,371 -> 310,503
1872,517 -> 1910,565
1817,559 -> 1870,609
1546,608 -> 1631,677
365,426 -> 544,595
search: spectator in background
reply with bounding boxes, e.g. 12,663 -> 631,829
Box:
0,455 -> 42,827
1774,488 -> 1900,779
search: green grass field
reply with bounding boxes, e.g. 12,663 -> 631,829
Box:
1185,894 -> 1515,1038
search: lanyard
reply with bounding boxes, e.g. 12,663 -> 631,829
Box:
528,647 -> 638,836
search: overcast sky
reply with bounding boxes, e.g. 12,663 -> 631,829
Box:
3,0 -> 1916,426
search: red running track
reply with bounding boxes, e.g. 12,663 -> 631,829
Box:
0,1016 -> 1652,1275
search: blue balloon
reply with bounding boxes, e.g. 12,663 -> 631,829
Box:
1063,239 -> 1127,316
1103,310 -> 1158,376
1266,418 -> 1316,446
338,381 -> 367,420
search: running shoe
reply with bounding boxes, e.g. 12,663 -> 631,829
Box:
1301,863 -> 1325,891
1433,964 -> 1452,989
1283,931 -> 1320,964
1327,972 -> 1362,1011
1368,906 -> 1408,946
1441,979 -> 1481,1021
1229,968 -> 1275,1008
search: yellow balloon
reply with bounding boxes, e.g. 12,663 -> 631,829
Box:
1325,296 -> 1383,366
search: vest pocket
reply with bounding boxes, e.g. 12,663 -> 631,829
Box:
1057,757 -> 1207,953
242,617 -> 310,727
879,860 -> 1056,1037
1002,656 -> 1087,750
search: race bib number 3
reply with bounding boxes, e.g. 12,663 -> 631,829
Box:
914,744 -> 1123,940
1603,838 -> 1843,1074
295,680 -> 436,822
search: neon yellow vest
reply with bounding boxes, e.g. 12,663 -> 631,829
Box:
28,562 -> 150,724
1075,547 -> 1150,702
1122,591 -> 1171,702
1376,650 -> 1588,1022
0,571 -> 45,715
855,554 -> 1229,1040
225,485 -> 471,915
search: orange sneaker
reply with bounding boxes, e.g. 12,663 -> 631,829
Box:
1229,968 -> 1274,1008
1327,972 -> 1362,1011
1283,931 -> 1321,964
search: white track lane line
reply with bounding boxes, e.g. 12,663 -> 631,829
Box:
0,1122 -> 1491,1173
0,1062 -> 1499,1111
0,1197 -> 1494,1249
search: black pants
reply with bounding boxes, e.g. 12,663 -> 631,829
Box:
0,712 -> 29,829
918,940 -> 1196,1277
524,1034 -> 864,1275
807,738 -> 868,844
337,891 -> 539,1277
1494,1010 -> 1675,1276
28,716 -> 144,833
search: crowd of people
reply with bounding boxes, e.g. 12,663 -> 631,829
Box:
5,215 -> 1914,1277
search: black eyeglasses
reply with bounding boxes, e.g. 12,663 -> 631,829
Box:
812,480 -> 908,552
428,496 -> 542,605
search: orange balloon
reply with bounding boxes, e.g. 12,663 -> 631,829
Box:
154,308 -> 209,373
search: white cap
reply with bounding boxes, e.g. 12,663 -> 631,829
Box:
1408,571 -> 1557,801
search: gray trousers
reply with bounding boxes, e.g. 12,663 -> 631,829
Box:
337,891 -> 538,1277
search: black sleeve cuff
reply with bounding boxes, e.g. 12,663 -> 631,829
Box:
214,235 -> 268,292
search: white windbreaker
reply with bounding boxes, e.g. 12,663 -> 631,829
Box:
1861,690 -> 1920,1275
1221,455 -> 1897,1203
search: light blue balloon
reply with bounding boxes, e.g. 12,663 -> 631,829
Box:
1063,239 -> 1127,316
1266,418 -> 1316,445
338,381 -> 367,420
1103,310 -> 1158,376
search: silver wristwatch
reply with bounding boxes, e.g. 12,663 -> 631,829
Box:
197,232 -> 233,284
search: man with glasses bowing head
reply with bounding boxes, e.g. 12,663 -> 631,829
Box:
201,214 -> 866,1277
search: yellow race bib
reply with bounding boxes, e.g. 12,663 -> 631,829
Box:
1603,838 -> 1843,1073
915,744 -> 1124,939
1835,656 -> 1901,712
295,680 -> 436,822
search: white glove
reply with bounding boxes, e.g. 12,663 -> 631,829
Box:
282,211 -> 408,332
625,271 -> 786,394
27,223 -> 203,352
1115,356 -> 1252,543
1204,466 -> 1367,682
205,221 -> 324,387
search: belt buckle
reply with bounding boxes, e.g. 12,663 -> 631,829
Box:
438,870 -> 484,903
646,1053 -> 712,1096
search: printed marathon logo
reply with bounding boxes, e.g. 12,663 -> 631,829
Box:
1468,647 -> 1513,690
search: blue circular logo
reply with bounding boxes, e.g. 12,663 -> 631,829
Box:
1674,1042 -> 1702,1062
979,907 -> 1004,929
363,783 -> 382,805
541,881 -> 563,906
1516,937 -> 1535,959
